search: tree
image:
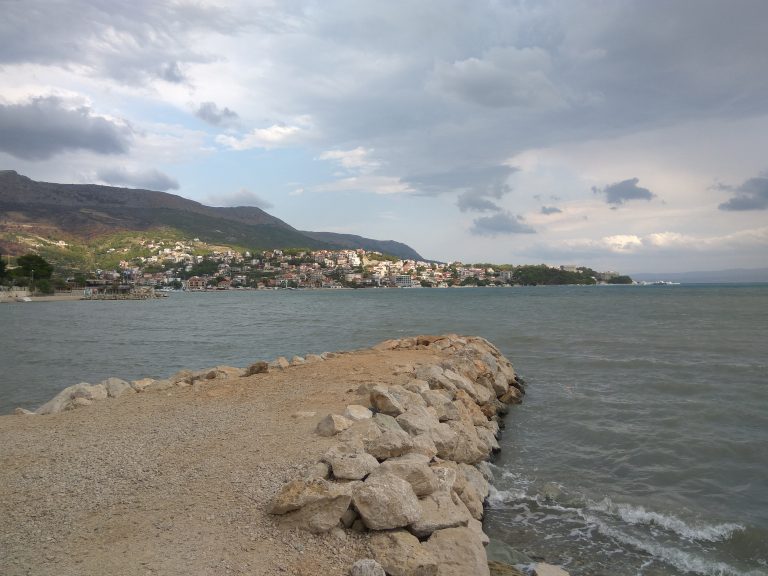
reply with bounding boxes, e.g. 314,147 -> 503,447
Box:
16,254 -> 53,280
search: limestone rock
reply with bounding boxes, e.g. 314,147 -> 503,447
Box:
424,526 -> 490,576
243,361 -> 269,376
396,405 -> 440,436
445,420 -> 490,464
430,464 -> 458,493
410,433 -> 438,459
341,508 -> 359,529
364,429 -> 413,460
491,372 -> 510,396
468,517 -> 490,546
129,378 -> 155,392
350,559 -> 386,576
340,419 -> 383,445
403,379 -> 430,394
459,464 -> 490,501
100,377 -> 134,398
370,384 -> 426,416
476,426 -> 500,452
371,454 -> 439,496
369,530 -> 438,576
35,382 -> 107,414
372,338 -> 400,351
304,353 -> 323,363
270,478 -> 352,534
145,378 -> 174,393
534,563 -> 571,576
303,461 -> 331,480
316,413 -> 354,437
454,390 -> 491,426
13,408 -> 35,415
499,387 -> 523,405
275,356 -> 290,369
488,561 -> 526,576
290,355 -> 305,366
457,482 -> 484,521
353,473 -> 421,530
410,490 -> 471,538
323,445 -> 379,480
344,404 -> 373,421
428,422 -> 459,460
422,389 -> 459,421
372,413 -> 404,433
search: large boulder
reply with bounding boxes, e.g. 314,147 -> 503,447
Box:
364,429 -> 413,460
410,490 -> 471,538
344,405 -> 373,421
350,559 -> 386,576
353,473 -> 421,530
370,384 -> 426,416
316,413 -> 354,437
428,422 -> 459,460
424,526 -> 490,576
421,389 -> 460,421
35,382 -> 107,414
100,377 -> 134,398
322,445 -> 379,480
369,530 -> 438,576
445,420 -> 490,464
370,453 -> 439,496
396,405 -> 441,436
269,478 -> 353,534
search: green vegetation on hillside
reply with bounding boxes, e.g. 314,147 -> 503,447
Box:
511,265 -> 598,285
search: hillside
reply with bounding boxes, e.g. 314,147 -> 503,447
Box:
0,171 -> 424,263
301,231 -> 424,262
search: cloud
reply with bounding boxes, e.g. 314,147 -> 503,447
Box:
96,167 -> 178,191
195,102 -> 239,126
540,206 -> 562,215
216,119 -> 310,150
313,175 -> 413,195
319,147 -> 380,172
209,188 -> 274,209
0,96 -> 131,160
458,193 -> 501,213
593,178 -> 655,205
717,176 -> 768,211
470,212 -> 535,236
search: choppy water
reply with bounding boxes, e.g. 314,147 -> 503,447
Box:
1,285 -> 767,575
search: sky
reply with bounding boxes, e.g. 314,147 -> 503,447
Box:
1,1 -> 767,273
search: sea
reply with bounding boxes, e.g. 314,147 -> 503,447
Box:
1,285 -> 766,576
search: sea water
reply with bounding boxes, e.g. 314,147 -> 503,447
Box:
1,285 -> 766,575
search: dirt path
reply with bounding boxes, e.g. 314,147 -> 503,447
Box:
0,347 -> 441,576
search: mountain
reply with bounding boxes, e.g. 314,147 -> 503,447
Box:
0,170 -> 424,261
631,268 -> 768,283
301,231 -> 424,261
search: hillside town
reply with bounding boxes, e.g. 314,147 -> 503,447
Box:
98,241 -> 630,290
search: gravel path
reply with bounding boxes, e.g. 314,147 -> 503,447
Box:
0,348 -> 438,576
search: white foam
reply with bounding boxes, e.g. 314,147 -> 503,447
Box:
584,514 -> 762,576
487,485 -> 527,506
587,498 -> 744,542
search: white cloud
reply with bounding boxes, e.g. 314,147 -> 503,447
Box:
216,122 -> 306,150
313,175 -> 413,195
319,147 -> 380,172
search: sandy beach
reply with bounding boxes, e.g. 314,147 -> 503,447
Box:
0,346 -> 450,576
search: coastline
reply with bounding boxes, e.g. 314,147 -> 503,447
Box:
0,335 -> 568,576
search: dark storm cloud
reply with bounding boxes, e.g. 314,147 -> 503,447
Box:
718,176 -> 768,211
196,102 -> 239,126
97,167 -> 179,191
0,1 -> 239,84
470,212 -> 535,236
0,97 -> 131,160
405,165 -> 517,213
593,178 -> 655,206
540,206 -> 562,215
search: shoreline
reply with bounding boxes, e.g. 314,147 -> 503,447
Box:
1,335 -> 569,576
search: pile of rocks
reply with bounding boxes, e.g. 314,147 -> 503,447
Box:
269,334 -> 527,576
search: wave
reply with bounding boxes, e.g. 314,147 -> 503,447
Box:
588,498 -> 745,542
583,514 -> 764,576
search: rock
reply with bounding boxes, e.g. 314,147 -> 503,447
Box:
454,390 -> 490,427
320,352 -> 336,360
68,397 -> 92,409
129,378 -> 155,392
169,369 -> 195,385
540,482 -> 562,502
486,539 -> 533,565
491,372 -> 510,396
476,426 -> 500,452
206,365 -> 243,380
372,413 -> 404,433
290,355 -> 305,366
459,464 -> 490,500
270,478 -> 352,534
410,433 -> 438,459
404,379 -> 430,394
475,461 -> 494,483
35,382 -> 107,414
534,563 -> 571,576
100,377 -> 134,398
323,445 -> 379,480
144,378 -> 174,393
243,361 -> 269,376
370,385 -> 406,416
344,405 -> 373,421
13,408 -> 35,415
424,526 -> 490,576
428,422 -> 459,460
430,464 -> 458,493
341,508 -> 359,528
350,559 -> 386,576
445,420 -> 490,464
372,338 -> 400,351
369,530 -> 438,576
410,490 -> 471,538
303,461 -> 331,480
442,369 -> 485,403
275,356 -> 290,369
396,405 -> 440,436
340,419 -> 383,445
468,517 -> 490,546
304,353 -> 323,363
488,561 -> 526,576
364,429 -> 413,460
458,482 -> 485,521
499,387 -> 523,405
417,335 -> 441,346
352,473 -> 421,530
316,413 -> 354,437
422,389 -> 460,421
370,454 -> 439,496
